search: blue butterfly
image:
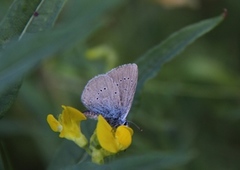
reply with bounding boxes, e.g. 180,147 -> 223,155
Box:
81,63 -> 138,127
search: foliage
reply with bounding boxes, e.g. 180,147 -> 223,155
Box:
1,0 -> 237,170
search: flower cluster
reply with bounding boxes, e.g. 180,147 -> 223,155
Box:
47,105 -> 133,164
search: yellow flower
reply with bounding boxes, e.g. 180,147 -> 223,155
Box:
47,106 -> 134,164
96,115 -> 133,153
47,105 -> 88,148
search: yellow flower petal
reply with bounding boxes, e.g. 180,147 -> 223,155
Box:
60,105 -> 86,123
47,114 -> 62,132
96,115 -> 133,153
115,126 -> 133,151
96,115 -> 118,153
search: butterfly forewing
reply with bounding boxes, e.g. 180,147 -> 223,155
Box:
81,75 -> 121,117
107,63 -> 138,119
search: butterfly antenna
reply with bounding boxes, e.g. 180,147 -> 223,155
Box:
128,121 -> 143,132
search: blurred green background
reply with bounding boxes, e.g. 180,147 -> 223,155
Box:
0,0 -> 240,169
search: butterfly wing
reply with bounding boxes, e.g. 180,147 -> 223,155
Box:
81,74 -> 121,119
107,63 -> 138,119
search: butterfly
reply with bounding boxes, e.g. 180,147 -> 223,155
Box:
81,63 -> 138,127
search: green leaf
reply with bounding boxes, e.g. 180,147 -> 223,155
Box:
0,0 -> 124,117
0,0 -> 123,91
0,0 -> 67,118
0,20 -> 98,93
135,12 -> 225,95
0,0 -> 66,46
19,0 -> 67,37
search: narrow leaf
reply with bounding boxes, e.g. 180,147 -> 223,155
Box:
135,12 -> 225,95
0,0 -> 67,118
0,0 -> 124,95
0,0 -> 66,46
19,0 -> 67,39
0,16 -> 99,95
